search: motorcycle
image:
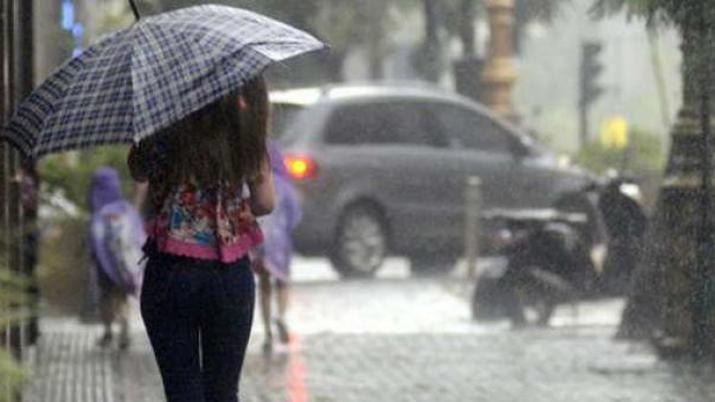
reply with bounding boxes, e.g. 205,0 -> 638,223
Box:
471,174 -> 647,326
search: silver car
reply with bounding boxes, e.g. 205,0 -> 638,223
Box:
270,84 -> 593,277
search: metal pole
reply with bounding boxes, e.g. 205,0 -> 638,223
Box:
693,10 -> 714,361
0,0 -> 19,397
10,0 -> 29,364
465,176 -> 481,280
579,99 -> 588,148
0,0 -> 11,400
1,0 -> 13,371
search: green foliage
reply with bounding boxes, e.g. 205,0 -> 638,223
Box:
515,0 -> 570,22
39,217 -> 91,315
39,146 -> 133,213
441,0 -> 568,34
93,1 -> 137,36
443,0 -> 567,30
590,0 -> 663,21
0,251 -> 27,399
590,0 -> 715,27
37,147 -> 134,314
574,127 -> 666,174
0,349 -> 24,402
575,128 -> 666,208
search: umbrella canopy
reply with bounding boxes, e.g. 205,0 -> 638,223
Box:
3,5 -> 325,159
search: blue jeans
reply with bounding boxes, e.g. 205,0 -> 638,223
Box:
141,252 -> 255,402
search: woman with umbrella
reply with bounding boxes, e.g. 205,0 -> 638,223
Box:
2,5 -> 325,402
3,5 -> 324,400
129,76 -> 274,401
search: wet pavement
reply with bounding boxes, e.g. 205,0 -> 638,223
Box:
23,258 -> 715,401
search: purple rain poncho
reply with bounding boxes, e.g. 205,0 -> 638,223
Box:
254,143 -> 302,281
88,167 -> 146,297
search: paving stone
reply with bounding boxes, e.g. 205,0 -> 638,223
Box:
21,268 -> 715,402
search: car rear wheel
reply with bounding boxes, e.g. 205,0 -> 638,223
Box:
330,205 -> 388,278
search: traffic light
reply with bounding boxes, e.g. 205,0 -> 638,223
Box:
579,41 -> 604,108
578,41 -> 604,147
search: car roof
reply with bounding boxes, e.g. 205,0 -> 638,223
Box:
270,82 -> 475,108
269,82 -> 521,134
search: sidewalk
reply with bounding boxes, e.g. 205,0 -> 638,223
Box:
23,319 -> 715,402
21,260 -> 715,401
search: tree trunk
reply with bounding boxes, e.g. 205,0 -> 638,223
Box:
616,194 -> 668,340
459,0 -> 476,57
617,25 -> 707,350
413,0 -> 442,82
452,0 -> 482,101
366,0 -> 386,80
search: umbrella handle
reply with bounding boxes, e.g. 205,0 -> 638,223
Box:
129,0 -> 140,21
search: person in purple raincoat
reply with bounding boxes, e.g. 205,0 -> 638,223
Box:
88,167 -> 146,349
253,142 -> 302,354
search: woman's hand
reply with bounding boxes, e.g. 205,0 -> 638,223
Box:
248,156 -> 275,216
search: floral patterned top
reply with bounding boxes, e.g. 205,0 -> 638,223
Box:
147,183 -> 263,263
138,136 -> 263,263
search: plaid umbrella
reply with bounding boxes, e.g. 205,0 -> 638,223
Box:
3,5 -> 325,159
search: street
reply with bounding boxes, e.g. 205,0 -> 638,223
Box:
2,1 -> 715,402
22,258 -> 715,402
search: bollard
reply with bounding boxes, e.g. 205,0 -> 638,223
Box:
464,176 -> 481,280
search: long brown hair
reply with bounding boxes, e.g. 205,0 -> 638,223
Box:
149,76 -> 268,194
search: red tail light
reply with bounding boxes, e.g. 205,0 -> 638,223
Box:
284,154 -> 318,180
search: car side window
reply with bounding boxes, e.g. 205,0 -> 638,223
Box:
389,102 -> 447,147
433,104 -> 512,153
325,103 -> 390,144
325,101 -> 445,147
